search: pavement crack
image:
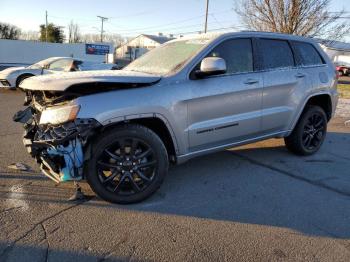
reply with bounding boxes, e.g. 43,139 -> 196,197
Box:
0,197 -> 93,260
0,206 -> 24,214
40,223 -> 49,262
328,152 -> 350,161
231,152 -> 350,198
98,234 -> 129,262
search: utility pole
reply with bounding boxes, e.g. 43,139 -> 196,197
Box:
45,10 -> 48,42
97,15 -> 108,42
204,0 -> 209,33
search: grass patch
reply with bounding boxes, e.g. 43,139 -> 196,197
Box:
338,84 -> 350,99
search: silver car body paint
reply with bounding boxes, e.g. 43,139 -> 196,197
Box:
20,31 -> 338,164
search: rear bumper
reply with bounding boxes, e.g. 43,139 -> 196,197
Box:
331,89 -> 339,118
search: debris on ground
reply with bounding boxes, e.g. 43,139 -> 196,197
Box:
7,162 -> 31,171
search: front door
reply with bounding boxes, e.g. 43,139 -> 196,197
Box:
187,38 -> 263,151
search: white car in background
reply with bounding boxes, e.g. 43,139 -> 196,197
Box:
0,57 -> 118,89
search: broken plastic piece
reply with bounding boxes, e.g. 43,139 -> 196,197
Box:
8,162 -> 31,171
68,182 -> 86,201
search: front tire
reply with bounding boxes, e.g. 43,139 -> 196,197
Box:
284,106 -> 328,156
86,124 -> 169,204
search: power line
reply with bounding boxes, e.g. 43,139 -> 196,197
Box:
174,25 -> 245,36
108,9 -> 161,19
105,9 -> 234,33
103,19 -> 240,36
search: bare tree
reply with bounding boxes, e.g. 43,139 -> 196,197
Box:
80,33 -> 99,43
103,33 -> 125,47
19,30 -> 39,41
68,21 -> 81,43
80,33 -> 125,46
235,0 -> 349,40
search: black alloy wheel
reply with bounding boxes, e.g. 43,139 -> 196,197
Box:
86,124 -> 169,204
301,113 -> 326,151
285,105 -> 328,155
97,137 -> 157,195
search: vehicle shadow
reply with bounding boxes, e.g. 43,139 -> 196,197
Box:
1,132 -> 350,239
107,131 -> 350,238
0,241 -> 144,262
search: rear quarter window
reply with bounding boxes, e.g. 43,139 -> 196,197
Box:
259,39 -> 295,70
292,41 -> 325,66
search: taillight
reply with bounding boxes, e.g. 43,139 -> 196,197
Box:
336,70 -> 339,79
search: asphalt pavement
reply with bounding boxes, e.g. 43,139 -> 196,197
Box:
0,89 -> 350,261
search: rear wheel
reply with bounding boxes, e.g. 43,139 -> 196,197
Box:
86,124 -> 169,204
284,106 -> 327,155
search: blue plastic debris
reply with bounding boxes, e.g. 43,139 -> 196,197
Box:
46,138 -> 83,181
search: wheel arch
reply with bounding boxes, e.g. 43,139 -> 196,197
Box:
100,114 -> 179,163
289,92 -> 333,133
16,73 -> 35,87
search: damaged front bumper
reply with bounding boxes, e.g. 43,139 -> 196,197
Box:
14,107 -> 100,183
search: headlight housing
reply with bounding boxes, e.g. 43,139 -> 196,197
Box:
40,105 -> 80,125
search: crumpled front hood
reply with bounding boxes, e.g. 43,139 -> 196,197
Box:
0,66 -> 26,77
20,70 -> 161,91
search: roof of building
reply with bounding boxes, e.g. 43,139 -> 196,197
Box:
141,34 -> 175,44
316,39 -> 350,51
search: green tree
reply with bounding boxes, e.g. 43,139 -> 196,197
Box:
39,23 -> 65,43
0,22 -> 21,39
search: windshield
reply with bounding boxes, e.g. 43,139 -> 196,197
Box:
124,39 -> 210,75
28,58 -> 59,69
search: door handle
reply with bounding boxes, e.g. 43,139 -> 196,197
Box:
244,79 -> 259,85
295,73 -> 305,78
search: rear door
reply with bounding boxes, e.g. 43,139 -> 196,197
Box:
187,38 -> 263,151
258,38 -> 311,134
291,41 -> 329,91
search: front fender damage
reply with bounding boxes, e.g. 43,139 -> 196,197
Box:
14,107 -> 100,183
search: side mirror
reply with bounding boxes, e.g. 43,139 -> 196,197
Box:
197,57 -> 226,77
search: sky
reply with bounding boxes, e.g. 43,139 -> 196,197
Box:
0,0 -> 349,41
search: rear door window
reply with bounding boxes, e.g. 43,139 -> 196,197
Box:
259,39 -> 295,70
292,41 -> 324,66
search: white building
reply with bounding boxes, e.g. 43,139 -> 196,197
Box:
319,39 -> 350,65
115,34 -> 174,61
0,39 -> 114,67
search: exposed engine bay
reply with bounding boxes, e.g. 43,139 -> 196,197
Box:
14,90 -> 101,183
13,68 -> 161,184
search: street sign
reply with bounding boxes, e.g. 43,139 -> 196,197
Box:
86,44 -> 110,55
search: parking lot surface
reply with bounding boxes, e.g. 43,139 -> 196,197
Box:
0,89 -> 350,261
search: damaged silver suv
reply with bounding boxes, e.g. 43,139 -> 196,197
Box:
14,32 -> 338,204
